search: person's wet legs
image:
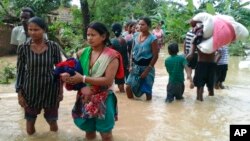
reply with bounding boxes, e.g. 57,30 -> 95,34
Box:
85,131 -> 96,140
197,87 -> 204,101
187,67 -> 194,89
47,120 -> 58,132
125,85 -> 134,99
208,87 -> 214,96
146,94 -> 152,101
100,132 -> 113,141
26,120 -> 36,135
118,84 -> 125,93
219,82 -> 225,89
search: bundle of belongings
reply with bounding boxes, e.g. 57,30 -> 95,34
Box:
190,12 -> 249,54
54,58 -> 106,119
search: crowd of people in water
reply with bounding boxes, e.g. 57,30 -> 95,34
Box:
11,7 -> 229,141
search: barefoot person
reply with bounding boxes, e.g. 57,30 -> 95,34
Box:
187,38 -> 216,101
16,17 -> 63,135
125,17 -> 159,100
184,26 -> 198,89
165,42 -> 191,103
61,22 -> 123,141
214,45 -> 229,89
110,23 -> 129,92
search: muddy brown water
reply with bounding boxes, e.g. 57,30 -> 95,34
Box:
0,48 -> 250,141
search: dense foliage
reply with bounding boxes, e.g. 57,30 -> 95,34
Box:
0,0 -> 250,56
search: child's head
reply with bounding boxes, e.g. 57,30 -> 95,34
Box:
168,42 -> 179,55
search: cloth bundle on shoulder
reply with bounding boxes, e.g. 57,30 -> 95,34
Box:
191,12 -> 249,54
54,58 -> 86,90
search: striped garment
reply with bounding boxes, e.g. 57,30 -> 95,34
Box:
184,30 -> 196,54
16,39 -> 62,108
217,46 -> 229,65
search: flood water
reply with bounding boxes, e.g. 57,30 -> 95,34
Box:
1,48 -> 250,141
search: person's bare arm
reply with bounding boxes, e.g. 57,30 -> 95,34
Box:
183,40 -> 187,56
186,40 -> 197,61
214,50 -> 222,63
66,58 -> 119,87
184,65 -> 191,80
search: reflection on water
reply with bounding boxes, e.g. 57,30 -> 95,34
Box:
1,48 -> 250,141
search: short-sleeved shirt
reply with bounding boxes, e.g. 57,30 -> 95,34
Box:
10,26 -> 28,46
132,33 -> 157,62
165,55 -> 187,84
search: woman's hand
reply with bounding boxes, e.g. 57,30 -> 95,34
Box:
58,94 -> 63,102
80,87 -> 94,103
60,72 -> 82,85
69,72 -> 84,85
18,92 -> 28,108
140,67 -> 151,79
60,72 -> 70,82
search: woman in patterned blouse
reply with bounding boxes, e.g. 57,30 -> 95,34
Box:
16,17 -> 63,135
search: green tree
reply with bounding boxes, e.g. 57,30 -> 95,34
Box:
12,0 -> 61,17
61,0 -> 72,8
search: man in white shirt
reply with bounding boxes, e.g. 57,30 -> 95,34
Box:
10,7 -> 35,53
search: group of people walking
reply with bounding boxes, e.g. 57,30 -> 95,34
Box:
12,7 -> 228,141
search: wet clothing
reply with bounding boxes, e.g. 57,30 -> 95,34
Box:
126,33 -> 157,97
73,46 -> 121,132
16,39 -> 62,108
126,64 -> 155,97
74,90 -> 117,132
193,62 -> 216,89
165,54 -> 187,101
215,65 -> 228,83
25,106 -> 58,121
215,46 -> 229,84
166,82 -> 184,102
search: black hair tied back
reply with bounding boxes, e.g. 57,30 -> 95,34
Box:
28,17 -> 48,32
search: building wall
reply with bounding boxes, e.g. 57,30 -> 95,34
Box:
0,24 -> 14,57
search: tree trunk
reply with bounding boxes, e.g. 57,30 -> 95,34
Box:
80,0 -> 90,39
